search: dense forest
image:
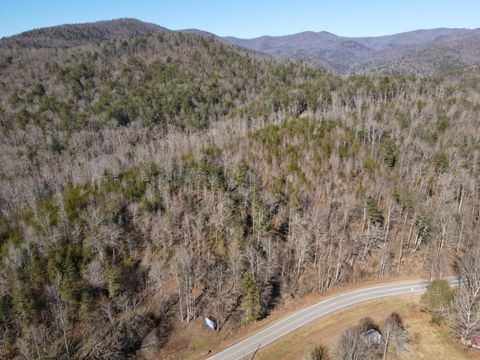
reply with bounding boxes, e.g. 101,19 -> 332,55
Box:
0,22 -> 479,359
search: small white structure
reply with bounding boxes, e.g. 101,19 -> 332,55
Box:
364,328 -> 382,344
204,316 -> 217,331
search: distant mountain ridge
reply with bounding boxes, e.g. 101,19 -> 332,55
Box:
224,27 -> 480,74
2,18 -> 480,74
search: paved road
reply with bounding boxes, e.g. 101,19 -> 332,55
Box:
207,278 -> 458,360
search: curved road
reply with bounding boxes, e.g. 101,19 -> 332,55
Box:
208,278 -> 457,360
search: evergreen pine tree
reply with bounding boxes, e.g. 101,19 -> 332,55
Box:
241,272 -> 261,323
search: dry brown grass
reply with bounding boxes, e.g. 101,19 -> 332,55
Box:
253,294 -> 479,360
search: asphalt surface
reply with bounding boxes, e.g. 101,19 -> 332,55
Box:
207,277 -> 458,360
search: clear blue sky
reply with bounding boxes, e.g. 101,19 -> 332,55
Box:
1,0 -> 479,39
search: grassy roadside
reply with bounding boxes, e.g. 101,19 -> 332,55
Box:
254,294 -> 478,360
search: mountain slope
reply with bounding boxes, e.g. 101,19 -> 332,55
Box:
0,18 -> 166,48
225,28 -> 480,74
225,31 -> 370,72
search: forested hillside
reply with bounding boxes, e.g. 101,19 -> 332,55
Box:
0,22 -> 479,359
0,18 -> 165,49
